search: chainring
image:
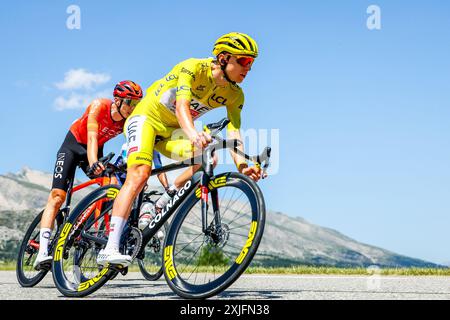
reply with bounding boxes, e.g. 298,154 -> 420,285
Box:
124,227 -> 143,260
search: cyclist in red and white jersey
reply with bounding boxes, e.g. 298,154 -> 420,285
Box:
34,81 -> 143,270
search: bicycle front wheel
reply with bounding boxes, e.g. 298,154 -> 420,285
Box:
163,172 -> 266,299
52,185 -> 120,297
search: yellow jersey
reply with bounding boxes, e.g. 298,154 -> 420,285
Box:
133,57 -> 244,132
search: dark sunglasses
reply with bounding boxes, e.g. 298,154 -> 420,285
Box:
123,98 -> 140,107
235,56 -> 255,67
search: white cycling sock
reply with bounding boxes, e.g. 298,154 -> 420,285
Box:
105,216 -> 127,252
39,228 -> 52,256
156,185 -> 179,209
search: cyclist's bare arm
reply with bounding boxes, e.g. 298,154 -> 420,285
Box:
228,129 -> 263,181
86,103 -> 105,174
157,172 -> 169,189
227,129 -> 246,168
175,98 -> 211,149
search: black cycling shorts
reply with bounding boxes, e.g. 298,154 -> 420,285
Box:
51,131 -> 103,192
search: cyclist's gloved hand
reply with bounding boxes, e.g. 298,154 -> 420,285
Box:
89,161 -> 105,177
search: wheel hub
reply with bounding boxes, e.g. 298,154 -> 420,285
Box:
205,224 -> 230,248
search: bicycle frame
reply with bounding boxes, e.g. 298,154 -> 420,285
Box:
73,176 -> 117,229
80,118 -> 271,260
51,118 -> 271,298
44,174 -> 115,253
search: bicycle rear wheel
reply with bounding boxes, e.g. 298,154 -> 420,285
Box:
16,209 -> 62,287
52,185 -> 120,297
163,172 -> 266,299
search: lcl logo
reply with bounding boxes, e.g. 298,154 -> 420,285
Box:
209,94 -> 227,105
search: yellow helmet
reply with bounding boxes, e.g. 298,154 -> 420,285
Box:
213,32 -> 259,58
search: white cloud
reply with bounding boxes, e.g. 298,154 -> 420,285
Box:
53,68 -> 112,111
54,89 -> 111,111
55,68 -> 111,90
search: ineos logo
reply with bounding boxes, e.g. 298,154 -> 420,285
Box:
54,153 -> 66,179
100,127 -> 120,139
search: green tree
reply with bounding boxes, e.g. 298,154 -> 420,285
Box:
197,244 -> 229,266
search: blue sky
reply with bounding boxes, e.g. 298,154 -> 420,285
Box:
1,1 -> 449,264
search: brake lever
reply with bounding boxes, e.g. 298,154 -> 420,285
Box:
258,147 -> 271,180
87,152 -> 115,178
261,162 -> 269,179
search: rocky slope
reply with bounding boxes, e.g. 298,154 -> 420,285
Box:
0,167 -> 439,267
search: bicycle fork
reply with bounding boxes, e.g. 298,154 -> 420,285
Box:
200,171 -> 222,243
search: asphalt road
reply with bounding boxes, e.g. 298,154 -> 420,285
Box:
2,271 -> 450,300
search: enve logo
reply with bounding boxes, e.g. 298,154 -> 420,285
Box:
54,223 -> 72,261
235,221 -> 258,264
164,246 -> 177,280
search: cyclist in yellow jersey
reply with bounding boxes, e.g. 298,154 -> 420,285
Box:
98,32 -> 262,266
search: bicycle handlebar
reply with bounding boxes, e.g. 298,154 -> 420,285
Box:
86,152 -> 115,177
85,118 -> 271,181
202,118 -> 272,179
145,190 -> 164,197
205,118 -> 230,136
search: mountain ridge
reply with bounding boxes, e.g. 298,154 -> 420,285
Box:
0,167 -> 441,268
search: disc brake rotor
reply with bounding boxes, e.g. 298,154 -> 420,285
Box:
205,223 -> 230,248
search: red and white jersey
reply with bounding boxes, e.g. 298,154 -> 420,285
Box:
70,98 -> 125,146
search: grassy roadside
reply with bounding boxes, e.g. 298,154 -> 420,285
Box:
245,266 -> 450,276
3,262 -> 450,276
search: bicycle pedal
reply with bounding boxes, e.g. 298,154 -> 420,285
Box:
35,261 -> 52,272
108,264 -> 128,275
119,266 -> 128,276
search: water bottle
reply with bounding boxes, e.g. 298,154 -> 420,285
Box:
139,189 -> 177,230
138,202 -> 156,230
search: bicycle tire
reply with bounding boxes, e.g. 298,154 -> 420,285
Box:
137,222 -> 168,281
52,185 -> 120,297
163,172 -> 266,299
16,209 -> 63,287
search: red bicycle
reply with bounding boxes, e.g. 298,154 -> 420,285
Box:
16,153 -> 117,287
